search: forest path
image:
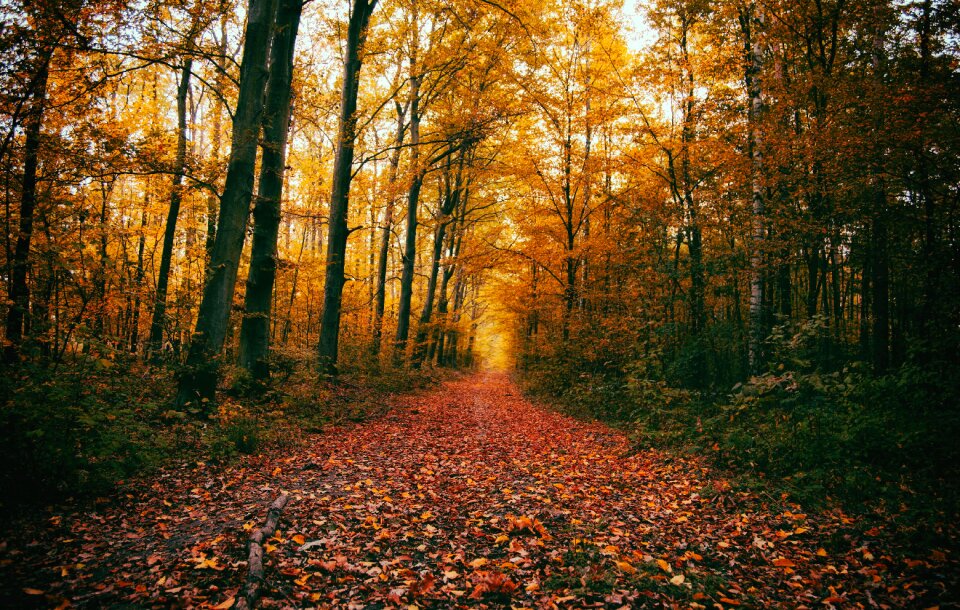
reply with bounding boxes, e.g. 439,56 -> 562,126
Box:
242,373 -> 949,608
2,373 -> 952,608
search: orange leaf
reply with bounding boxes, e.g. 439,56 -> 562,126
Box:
410,572 -> 436,597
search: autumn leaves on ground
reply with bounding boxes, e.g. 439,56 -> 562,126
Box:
0,373 -> 954,609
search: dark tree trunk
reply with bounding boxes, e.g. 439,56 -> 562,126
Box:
412,221 -> 446,366
740,1 -> 766,374
238,0 -> 302,379
871,198 -> 889,372
917,0 -> 937,338
281,223 -> 308,345
149,57 -> 193,357
413,153 -> 466,365
446,267 -> 467,367
205,13 -> 229,266
93,181 -> 113,339
372,101 -> 407,356
316,0 -> 378,376
870,18 -> 889,373
175,0 -> 278,408
777,260 -> 791,318
130,197 -> 148,353
4,46 -> 51,362
805,246 -> 820,317
431,216 -> 459,365
394,69 -> 422,367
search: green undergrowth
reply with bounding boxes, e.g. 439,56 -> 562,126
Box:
0,347 -> 440,508
518,321 -> 960,537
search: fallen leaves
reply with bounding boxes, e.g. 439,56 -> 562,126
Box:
191,555 -> 224,571
773,557 -> 796,568
505,514 -> 549,538
408,571 -> 435,597
468,570 -> 518,599
0,374 -> 957,609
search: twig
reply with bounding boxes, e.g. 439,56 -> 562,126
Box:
233,493 -> 290,610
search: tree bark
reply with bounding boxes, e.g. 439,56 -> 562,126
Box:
130,195 -> 148,353
149,57 -> 193,357
372,100 -> 407,356
740,1 -> 765,374
412,152 -> 465,365
205,13 -> 229,269
238,0 -> 302,379
4,46 -> 52,362
394,64 -> 422,367
316,0 -> 378,376
869,12 -> 889,372
431,210 -> 460,365
234,493 -> 289,610
175,0 -> 278,408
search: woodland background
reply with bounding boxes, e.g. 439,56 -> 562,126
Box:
1,0 -> 959,531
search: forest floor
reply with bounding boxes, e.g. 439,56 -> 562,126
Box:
1,372 -> 957,609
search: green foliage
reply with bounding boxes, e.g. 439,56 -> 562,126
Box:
520,317 -> 960,520
0,344 -> 441,506
204,415 -> 262,462
0,357 -> 181,503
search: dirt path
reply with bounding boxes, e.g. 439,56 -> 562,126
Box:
1,373 -> 955,608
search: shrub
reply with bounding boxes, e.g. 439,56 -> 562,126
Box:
518,316 -> 960,519
0,357 -> 176,504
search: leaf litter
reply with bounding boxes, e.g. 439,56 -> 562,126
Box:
1,373 -> 957,608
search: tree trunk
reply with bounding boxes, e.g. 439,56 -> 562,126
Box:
917,0 -> 937,339
316,0 -> 378,376
869,15 -> 889,372
238,0 -> 302,379
149,57 -> 193,357
741,1 -> 766,374
281,223 -> 308,345
412,221 -> 446,366
175,0 -> 278,408
394,61 -> 422,367
130,195 -> 148,353
372,101 -> 407,356
93,180 -> 113,339
431,219 -> 459,365
679,18 -> 705,347
4,46 -> 51,362
871,194 -> 889,372
413,152 -> 466,365
205,13 -> 229,267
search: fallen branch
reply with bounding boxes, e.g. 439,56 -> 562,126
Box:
233,493 -> 289,610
